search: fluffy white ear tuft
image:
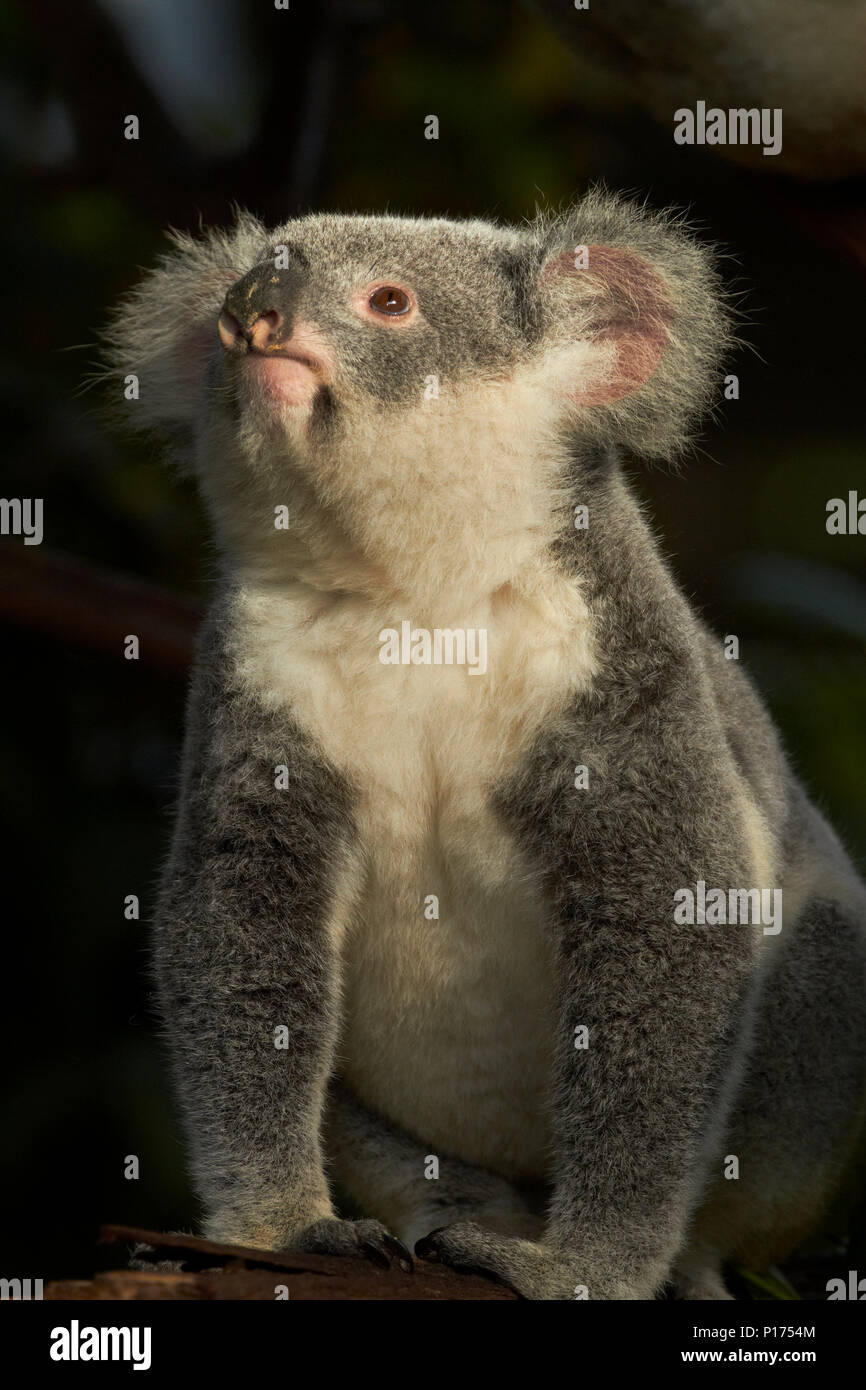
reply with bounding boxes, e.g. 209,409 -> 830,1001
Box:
102,212 -> 267,448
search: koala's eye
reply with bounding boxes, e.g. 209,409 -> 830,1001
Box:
353,281 -> 417,327
369,285 -> 411,316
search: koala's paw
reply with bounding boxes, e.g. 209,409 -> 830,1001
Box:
415,1222 -> 577,1299
289,1217 -> 414,1273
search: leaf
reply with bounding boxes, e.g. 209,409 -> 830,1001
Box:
732,1263 -> 801,1300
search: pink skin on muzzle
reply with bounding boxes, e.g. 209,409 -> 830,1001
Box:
218,308 -> 333,409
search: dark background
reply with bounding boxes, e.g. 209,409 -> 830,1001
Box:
1,0 -> 864,1286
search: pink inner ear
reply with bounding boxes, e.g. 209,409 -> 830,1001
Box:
546,245 -> 674,406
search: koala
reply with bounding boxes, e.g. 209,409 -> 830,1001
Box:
106,190 -> 866,1299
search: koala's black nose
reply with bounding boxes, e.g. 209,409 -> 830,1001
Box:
218,262 -> 302,351
218,306 -> 282,351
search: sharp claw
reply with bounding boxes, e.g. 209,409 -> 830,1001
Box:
415,1232 -> 443,1261
383,1233 -> 414,1272
359,1239 -> 392,1269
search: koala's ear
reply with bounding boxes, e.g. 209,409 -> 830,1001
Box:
531,189 -> 733,460
102,211 -> 266,447
541,244 -> 673,406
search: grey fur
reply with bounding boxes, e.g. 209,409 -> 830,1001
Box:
106,191 -> 866,1297
155,602 -> 358,1249
482,458 -> 866,1296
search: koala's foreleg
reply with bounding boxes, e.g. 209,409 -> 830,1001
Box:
419,681 -> 761,1299
154,614 -> 408,1265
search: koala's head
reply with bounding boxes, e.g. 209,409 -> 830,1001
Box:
106,191 -> 729,593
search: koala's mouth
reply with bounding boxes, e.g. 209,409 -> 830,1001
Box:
256,347 -> 323,373
218,307 -> 333,409
243,349 -> 326,409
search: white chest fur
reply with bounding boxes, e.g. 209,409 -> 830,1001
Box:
231,570 -> 597,1178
